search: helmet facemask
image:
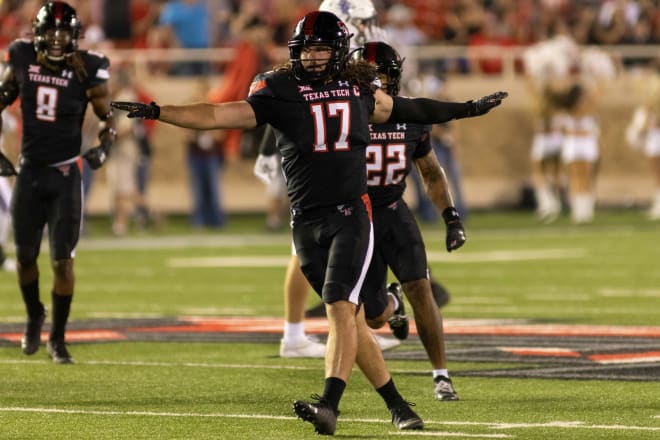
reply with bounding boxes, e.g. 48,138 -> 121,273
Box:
289,41 -> 349,85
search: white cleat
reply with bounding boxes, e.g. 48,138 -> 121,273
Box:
373,333 -> 401,351
280,336 -> 326,358
1,258 -> 16,272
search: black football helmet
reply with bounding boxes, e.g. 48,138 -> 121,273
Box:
353,42 -> 404,96
288,11 -> 351,84
33,1 -> 81,60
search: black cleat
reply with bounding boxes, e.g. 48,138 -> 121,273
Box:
434,376 -> 459,401
46,339 -> 74,364
21,310 -> 46,355
430,279 -> 450,308
293,394 -> 337,435
386,283 -> 409,340
390,401 -> 424,430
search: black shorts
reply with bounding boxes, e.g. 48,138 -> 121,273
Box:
11,161 -> 83,261
363,199 -> 429,320
292,196 -> 373,305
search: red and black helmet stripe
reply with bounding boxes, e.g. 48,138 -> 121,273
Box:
53,1 -> 64,22
303,11 -> 319,36
365,42 -> 378,64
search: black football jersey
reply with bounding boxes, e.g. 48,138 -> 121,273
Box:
7,39 -> 109,164
366,121 -> 432,207
247,70 -> 375,211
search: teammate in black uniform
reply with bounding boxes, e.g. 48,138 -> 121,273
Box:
0,2 -> 116,364
112,11 -> 506,435
355,42 -> 464,401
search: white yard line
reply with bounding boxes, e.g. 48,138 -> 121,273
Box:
0,406 -> 658,434
79,234 -> 290,251
166,249 -> 587,268
390,433 -> 513,438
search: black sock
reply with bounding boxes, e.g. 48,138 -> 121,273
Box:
50,292 -> 72,342
20,279 -> 43,318
0,245 -> 6,265
376,378 -> 405,410
322,377 -> 346,414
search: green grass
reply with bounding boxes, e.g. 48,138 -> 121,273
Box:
1,209 -> 660,439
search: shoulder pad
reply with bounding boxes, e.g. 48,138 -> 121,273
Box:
248,70 -> 300,101
78,50 -> 110,83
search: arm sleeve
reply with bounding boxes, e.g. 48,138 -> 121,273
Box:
257,124 -> 277,155
388,96 -> 471,125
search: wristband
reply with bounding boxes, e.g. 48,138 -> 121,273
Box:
99,110 -> 113,121
149,102 -> 160,119
98,127 -> 117,140
442,207 -> 460,225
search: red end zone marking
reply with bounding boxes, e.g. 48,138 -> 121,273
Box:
0,330 -> 127,343
3,319 -> 660,343
589,351 -> 660,364
128,318 -> 660,338
443,324 -> 660,338
500,347 -> 581,357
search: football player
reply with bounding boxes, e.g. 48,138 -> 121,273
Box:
0,1 -> 116,364
112,11 -> 506,434
264,0 -> 449,360
354,41 -> 463,401
254,0 -> 394,359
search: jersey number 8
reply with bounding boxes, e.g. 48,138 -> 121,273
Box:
36,86 -> 58,122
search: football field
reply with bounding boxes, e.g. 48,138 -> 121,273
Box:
1,210 -> 659,439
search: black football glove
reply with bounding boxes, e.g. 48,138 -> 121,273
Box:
442,207 -> 466,252
0,151 -> 17,176
83,127 -> 115,170
464,91 -> 508,118
83,146 -> 107,170
111,101 -> 160,120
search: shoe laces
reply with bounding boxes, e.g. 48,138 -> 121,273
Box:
308,394 -> 339,416
51,340 -> 71,355
392,400 -> 416,413
309,393 -> 324,403
435,376 -> 455,392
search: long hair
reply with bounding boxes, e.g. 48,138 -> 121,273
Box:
274,59 -> 377,92
36,51 -> 88,82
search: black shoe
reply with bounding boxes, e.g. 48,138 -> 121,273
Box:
390,401 -> 424,430
430,279 -> 450,308
46,339 -> 74,364
434,376 -> 459,401
21,310 -> 46,355
304,302 -> 327,318
293,394 -> 337,435
386,283 -> 409,340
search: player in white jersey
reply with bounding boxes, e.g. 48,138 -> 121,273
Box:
319,0 -> 388,48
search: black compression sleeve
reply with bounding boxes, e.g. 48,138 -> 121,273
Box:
258,124 -> 277,155
388,96 -> 471,124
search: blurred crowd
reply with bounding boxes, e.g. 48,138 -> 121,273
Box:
1,1 -> 659,75
0,0 -> 659,236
